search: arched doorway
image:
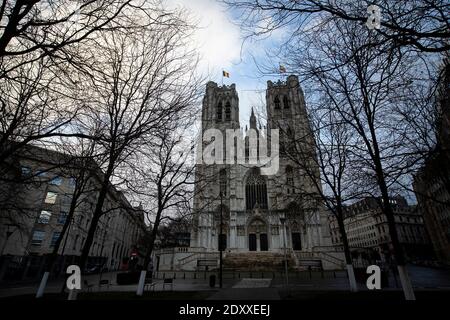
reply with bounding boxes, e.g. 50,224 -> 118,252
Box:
247,218 -> 268,251
214,204 -> 230,251
286,203 -> 304,251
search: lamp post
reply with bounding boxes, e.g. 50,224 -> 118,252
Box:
1,224 -> 16,256
219,191 -> 223,288
279,216 -> 289,294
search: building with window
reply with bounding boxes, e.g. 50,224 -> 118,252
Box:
0,145 -> 148,280
328,197 -> 433,264
413,59 -> 450,266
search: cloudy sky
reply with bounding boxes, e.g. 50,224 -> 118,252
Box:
169,0 -> 287,126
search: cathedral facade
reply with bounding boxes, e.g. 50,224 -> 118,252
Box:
185,75 -> 342,271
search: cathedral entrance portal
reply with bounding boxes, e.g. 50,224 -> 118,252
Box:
247,218 -> 268,251
249,234 -> 257,251
292,232 -> 302,250
260,234 -> 268,251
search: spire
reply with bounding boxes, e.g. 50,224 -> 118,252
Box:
250,107 -> 257,129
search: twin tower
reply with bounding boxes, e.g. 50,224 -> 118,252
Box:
191,75 -> 332,256
201,75 -> 308,139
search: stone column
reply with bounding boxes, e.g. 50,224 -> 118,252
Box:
307,227 -> 313,251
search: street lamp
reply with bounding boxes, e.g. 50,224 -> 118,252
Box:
1,224 -> 16,256
279,216 -> 289,294
219,190 -> 224,288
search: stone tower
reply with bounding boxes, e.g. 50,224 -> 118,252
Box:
187,76 -> 338,272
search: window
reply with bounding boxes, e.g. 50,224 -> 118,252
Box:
49,176 -> 62,186
73,234 -> 79,250
21,166 -> 31,176
31,231 -> 45,246
57,212 -> 67,224
274,95 -> 281,109
38,211 -> 52,224
62,194 -> 72,207
271,226 -> 279,235
225,101 -> 231,121
217,102 -> 223,121
245,168 -> 268,209
283,95 -> 290,108
50,232 -> 61,247
69,177 -> 77,188
219,169 -> 227,196
44,192 -> 57,204
37,170 -> 47,177
286,166 -> 294,186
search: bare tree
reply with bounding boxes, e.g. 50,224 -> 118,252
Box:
223,0 -> 449,53
288,19 -> 434,299
35,136 -> 101,298
280,104 -> 364,291
74,6 -> 203,272
127,119 -> 201,295
0,0 -> 140,164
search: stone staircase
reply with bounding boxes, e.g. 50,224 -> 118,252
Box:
292,250 -> 345,270
177,252 -> 219,270
292,251 -> 322,269
223,252 -> 296,271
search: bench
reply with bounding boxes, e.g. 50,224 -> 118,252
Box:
163,278 -> 174,291
144,278 -> 158,291
83,280 -> 94,292
98,279 -> 110,290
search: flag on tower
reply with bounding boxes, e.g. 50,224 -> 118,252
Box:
279,64 -> 287,73
223,70 -> 230,78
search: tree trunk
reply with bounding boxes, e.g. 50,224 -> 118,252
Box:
136,208 -> 162,296
79,161 -> 115,271
372,151 -> 415,300
336,206 -> 357,292
36,184 -> 79,298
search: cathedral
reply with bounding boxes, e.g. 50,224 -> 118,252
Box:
182,75 -> 343,271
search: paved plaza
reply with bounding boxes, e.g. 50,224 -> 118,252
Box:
0,265 -> 449,299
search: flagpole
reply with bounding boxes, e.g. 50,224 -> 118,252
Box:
222,71 -> 224,86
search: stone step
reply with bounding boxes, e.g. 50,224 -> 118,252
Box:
223,252 -> 296,271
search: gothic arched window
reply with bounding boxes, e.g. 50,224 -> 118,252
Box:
283,95 -> 290,109
219,169 -> 227,196
274,95 -> 281,109
225,101 -> 231,121
286,127 -> 294,154
245,169 -> 268,209
279,130 -> 286,155
286,166 -> 294,187
217,102 -> 223,121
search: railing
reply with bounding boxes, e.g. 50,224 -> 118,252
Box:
292,250 -> 345,268
152,269 -> 348,280
317,252 -> 345,268
177,251 -> 219,267
312,245 -> 344,252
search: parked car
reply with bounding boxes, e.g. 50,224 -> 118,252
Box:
85,264 -> 108,274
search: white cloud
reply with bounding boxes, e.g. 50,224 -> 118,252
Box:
168,0 -> 242,74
